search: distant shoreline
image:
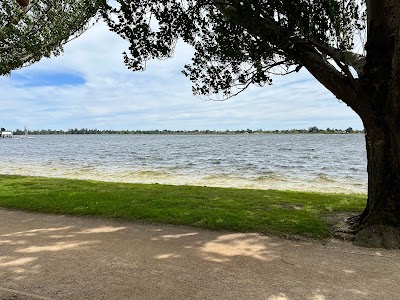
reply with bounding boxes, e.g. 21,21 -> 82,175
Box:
12,127 -> 364,135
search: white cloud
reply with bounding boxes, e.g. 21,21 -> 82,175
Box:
0,21 -> 363,131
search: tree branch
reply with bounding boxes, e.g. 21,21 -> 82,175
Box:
213,2 -> 368,113
313,41 -> 366,76
291,41 -> 374,118
215,2 -> 285,46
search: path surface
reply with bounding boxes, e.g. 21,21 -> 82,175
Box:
0,209 -> 399,300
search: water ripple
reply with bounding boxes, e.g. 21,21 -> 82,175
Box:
0,134 -> 367,193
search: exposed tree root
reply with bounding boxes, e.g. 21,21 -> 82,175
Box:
343,215 -> 400,249
353,226 -> 400,249
330,213 -> 357,242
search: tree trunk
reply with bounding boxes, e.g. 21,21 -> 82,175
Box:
352,117 -> 400,248
347,0 -> 400,249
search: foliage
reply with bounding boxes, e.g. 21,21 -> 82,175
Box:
0,175 -> 365,238
101,0 -> 365,99
0,0 -> 104,75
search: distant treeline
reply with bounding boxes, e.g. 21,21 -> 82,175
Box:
13,126 -> 364,135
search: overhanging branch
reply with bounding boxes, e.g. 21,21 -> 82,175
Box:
313,41 -> 366,76
291,41 -> 374,118
213,1 -> 365,111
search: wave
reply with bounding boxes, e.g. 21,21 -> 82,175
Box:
274,164 -> 305,169
135,170 -> 171,177
253,174 -> 287,182
315,174 -> 335,182
203,173 -> 234,180
0,167 -> 367,194
348,167 -> 359,171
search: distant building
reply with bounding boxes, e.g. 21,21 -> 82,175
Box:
1,128 -> 13,138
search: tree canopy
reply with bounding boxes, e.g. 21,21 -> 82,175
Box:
0,0 -> 104,75
102,0 -> 400,248
102,0 -> 366,99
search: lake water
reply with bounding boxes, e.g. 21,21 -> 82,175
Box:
0,134 -> 367,193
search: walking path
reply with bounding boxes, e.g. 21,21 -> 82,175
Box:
1,209 -> 399,300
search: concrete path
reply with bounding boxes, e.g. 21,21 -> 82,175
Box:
0,209 -> 399,300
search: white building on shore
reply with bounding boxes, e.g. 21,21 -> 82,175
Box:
1,130 -> 13,138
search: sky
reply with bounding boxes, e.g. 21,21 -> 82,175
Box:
0,21 -> 364,132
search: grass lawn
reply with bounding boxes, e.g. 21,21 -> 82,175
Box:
0,175 -> 366,239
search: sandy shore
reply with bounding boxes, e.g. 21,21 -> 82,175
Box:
0,209 -> 399,300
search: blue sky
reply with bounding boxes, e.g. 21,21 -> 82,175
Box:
0,21 -> 364,131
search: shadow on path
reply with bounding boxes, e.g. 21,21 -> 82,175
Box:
0,209 -> 399,300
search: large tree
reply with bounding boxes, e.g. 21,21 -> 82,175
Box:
101,0 -> 400,248
0,0 -> 104,75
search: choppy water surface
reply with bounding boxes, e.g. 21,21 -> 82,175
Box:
0,134 -> 367,193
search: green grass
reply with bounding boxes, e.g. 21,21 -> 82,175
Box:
0,175 -> 366,239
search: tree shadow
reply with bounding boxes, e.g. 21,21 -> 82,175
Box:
1,209 -> 399,299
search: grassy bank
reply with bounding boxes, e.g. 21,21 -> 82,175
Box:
0,175 -> 365,239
